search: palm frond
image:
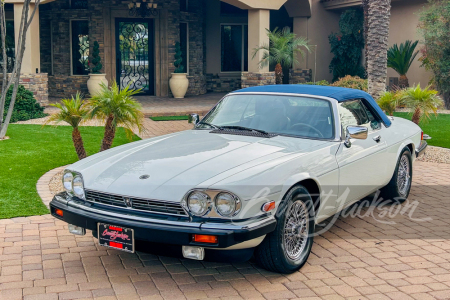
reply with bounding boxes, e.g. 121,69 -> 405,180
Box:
88,81 -> 145,136
387,40 -> 420,76
401,84 -> 444,123
45,92 -> 90,128
252,27 -> 310,70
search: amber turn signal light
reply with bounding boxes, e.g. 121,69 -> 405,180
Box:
262,201 -> 276,212
193,234 -> 218,244
55,209 -> 63,217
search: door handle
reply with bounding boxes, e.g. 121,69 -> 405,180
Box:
373,135 -> 381,143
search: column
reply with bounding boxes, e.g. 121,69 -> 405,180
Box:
14,3 -> 40,74
247,9 -> 270,73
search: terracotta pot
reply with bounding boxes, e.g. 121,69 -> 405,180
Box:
87,74 -> 108,96
169,73 -> 189,99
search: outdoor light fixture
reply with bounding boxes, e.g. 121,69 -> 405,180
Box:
128,0 -> 159,18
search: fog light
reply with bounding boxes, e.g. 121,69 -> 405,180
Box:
182,246 -> 205,260
68,224 -> 86,236
55,209 -> 64,217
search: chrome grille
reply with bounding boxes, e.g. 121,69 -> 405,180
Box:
85,190 -> 187,216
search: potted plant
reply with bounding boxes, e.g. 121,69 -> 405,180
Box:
87,41 -> 108,96
169,42 -> 189,98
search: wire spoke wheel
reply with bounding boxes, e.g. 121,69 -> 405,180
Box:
397,154 -> 411,197
282,200 -> 309,261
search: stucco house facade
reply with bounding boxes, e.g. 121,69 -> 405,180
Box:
4,0 -> 431,105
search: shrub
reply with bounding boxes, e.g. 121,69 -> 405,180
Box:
300,80 -> 330,86
331,75 -> 368,92
3,85 -> 46,123
90,41 -> 102,74
329,9 -> 366,81
174,42 -> 184,73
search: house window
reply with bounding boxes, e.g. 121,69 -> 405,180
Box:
180,22 -> 189,73
221,24 -> 248,72
71,0 -> 88,9
180,0 -> 188,12
1,20 -> 15,73
71,20 -> 89,75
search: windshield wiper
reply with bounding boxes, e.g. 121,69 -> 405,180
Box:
198,121 -> 221,130
220,125 -> 269,135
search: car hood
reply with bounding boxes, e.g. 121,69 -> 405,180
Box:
70,130 -> 332,202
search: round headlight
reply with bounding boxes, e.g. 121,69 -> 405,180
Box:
187,191 -> 211,216
215,192 -> 240,217
72,175 -> 85,199
63,172 -> 73,192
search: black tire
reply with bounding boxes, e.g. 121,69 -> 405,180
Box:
379,147 -> 413,203
255,185 -> 315,274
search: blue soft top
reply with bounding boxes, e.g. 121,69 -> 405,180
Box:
234,85 -> 391,127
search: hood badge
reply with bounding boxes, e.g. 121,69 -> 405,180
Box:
123,197 -> 132,208
139,175 -> 150,180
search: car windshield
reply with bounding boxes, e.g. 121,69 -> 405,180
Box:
200,94 -> 334,139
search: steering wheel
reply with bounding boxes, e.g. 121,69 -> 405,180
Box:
290,123 -> 324,138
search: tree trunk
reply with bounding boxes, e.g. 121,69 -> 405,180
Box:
275,63 -> 283,85
411,107 -> 421,125
72,127 -> 87,160
399,75 -> 409,89
101,114 -> 116,151
443,91 -> 450,110
366,0 -> 391,100
362,0 -> 369,70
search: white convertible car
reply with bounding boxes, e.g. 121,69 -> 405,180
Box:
51,85 -> 427,273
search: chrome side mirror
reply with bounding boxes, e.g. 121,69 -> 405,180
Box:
344,126 -> 368,148
188,113 -> 200,125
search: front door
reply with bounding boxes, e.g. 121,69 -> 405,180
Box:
335,99 -> 389,208
116,19 -> 154,95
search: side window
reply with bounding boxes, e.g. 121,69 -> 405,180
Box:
339,99 -> 382,132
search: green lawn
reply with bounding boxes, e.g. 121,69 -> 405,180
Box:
0,125 -> 140,219
150,115 -> 189,121
394,112 -> 450,149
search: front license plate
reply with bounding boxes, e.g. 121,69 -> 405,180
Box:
98,223 -> 134,253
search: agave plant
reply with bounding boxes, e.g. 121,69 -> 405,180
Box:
377,91 -> 401,116
401,84 -> 443,125
252,27 -> 310,84
89,82 -> 144,151
44,93 -> 90,160
387,40 -> 419,88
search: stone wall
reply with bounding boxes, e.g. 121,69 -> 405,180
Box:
241,72 -> 276,88
39,0 -> 206,98
0,73 -> 49,106
40,0 -> 104,98
206,74 -> 241,93
179,0 -> 206,96
289,69 -> 312,84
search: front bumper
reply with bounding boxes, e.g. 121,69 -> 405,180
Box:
50,193 -> 276,249
416,140 -> 427,158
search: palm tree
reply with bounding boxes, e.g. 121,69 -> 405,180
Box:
387,40 -> 419,88
377,91 -> 401,116
252,27 -> 310,84
363,0 -> 392,99
401,84 -> 443,124
89,82 -> 144,151
44,93 -> 89,160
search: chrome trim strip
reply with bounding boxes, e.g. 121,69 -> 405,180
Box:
66,198 -> 274,231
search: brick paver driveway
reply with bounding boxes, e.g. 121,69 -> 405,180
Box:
2,116 -> 450,300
